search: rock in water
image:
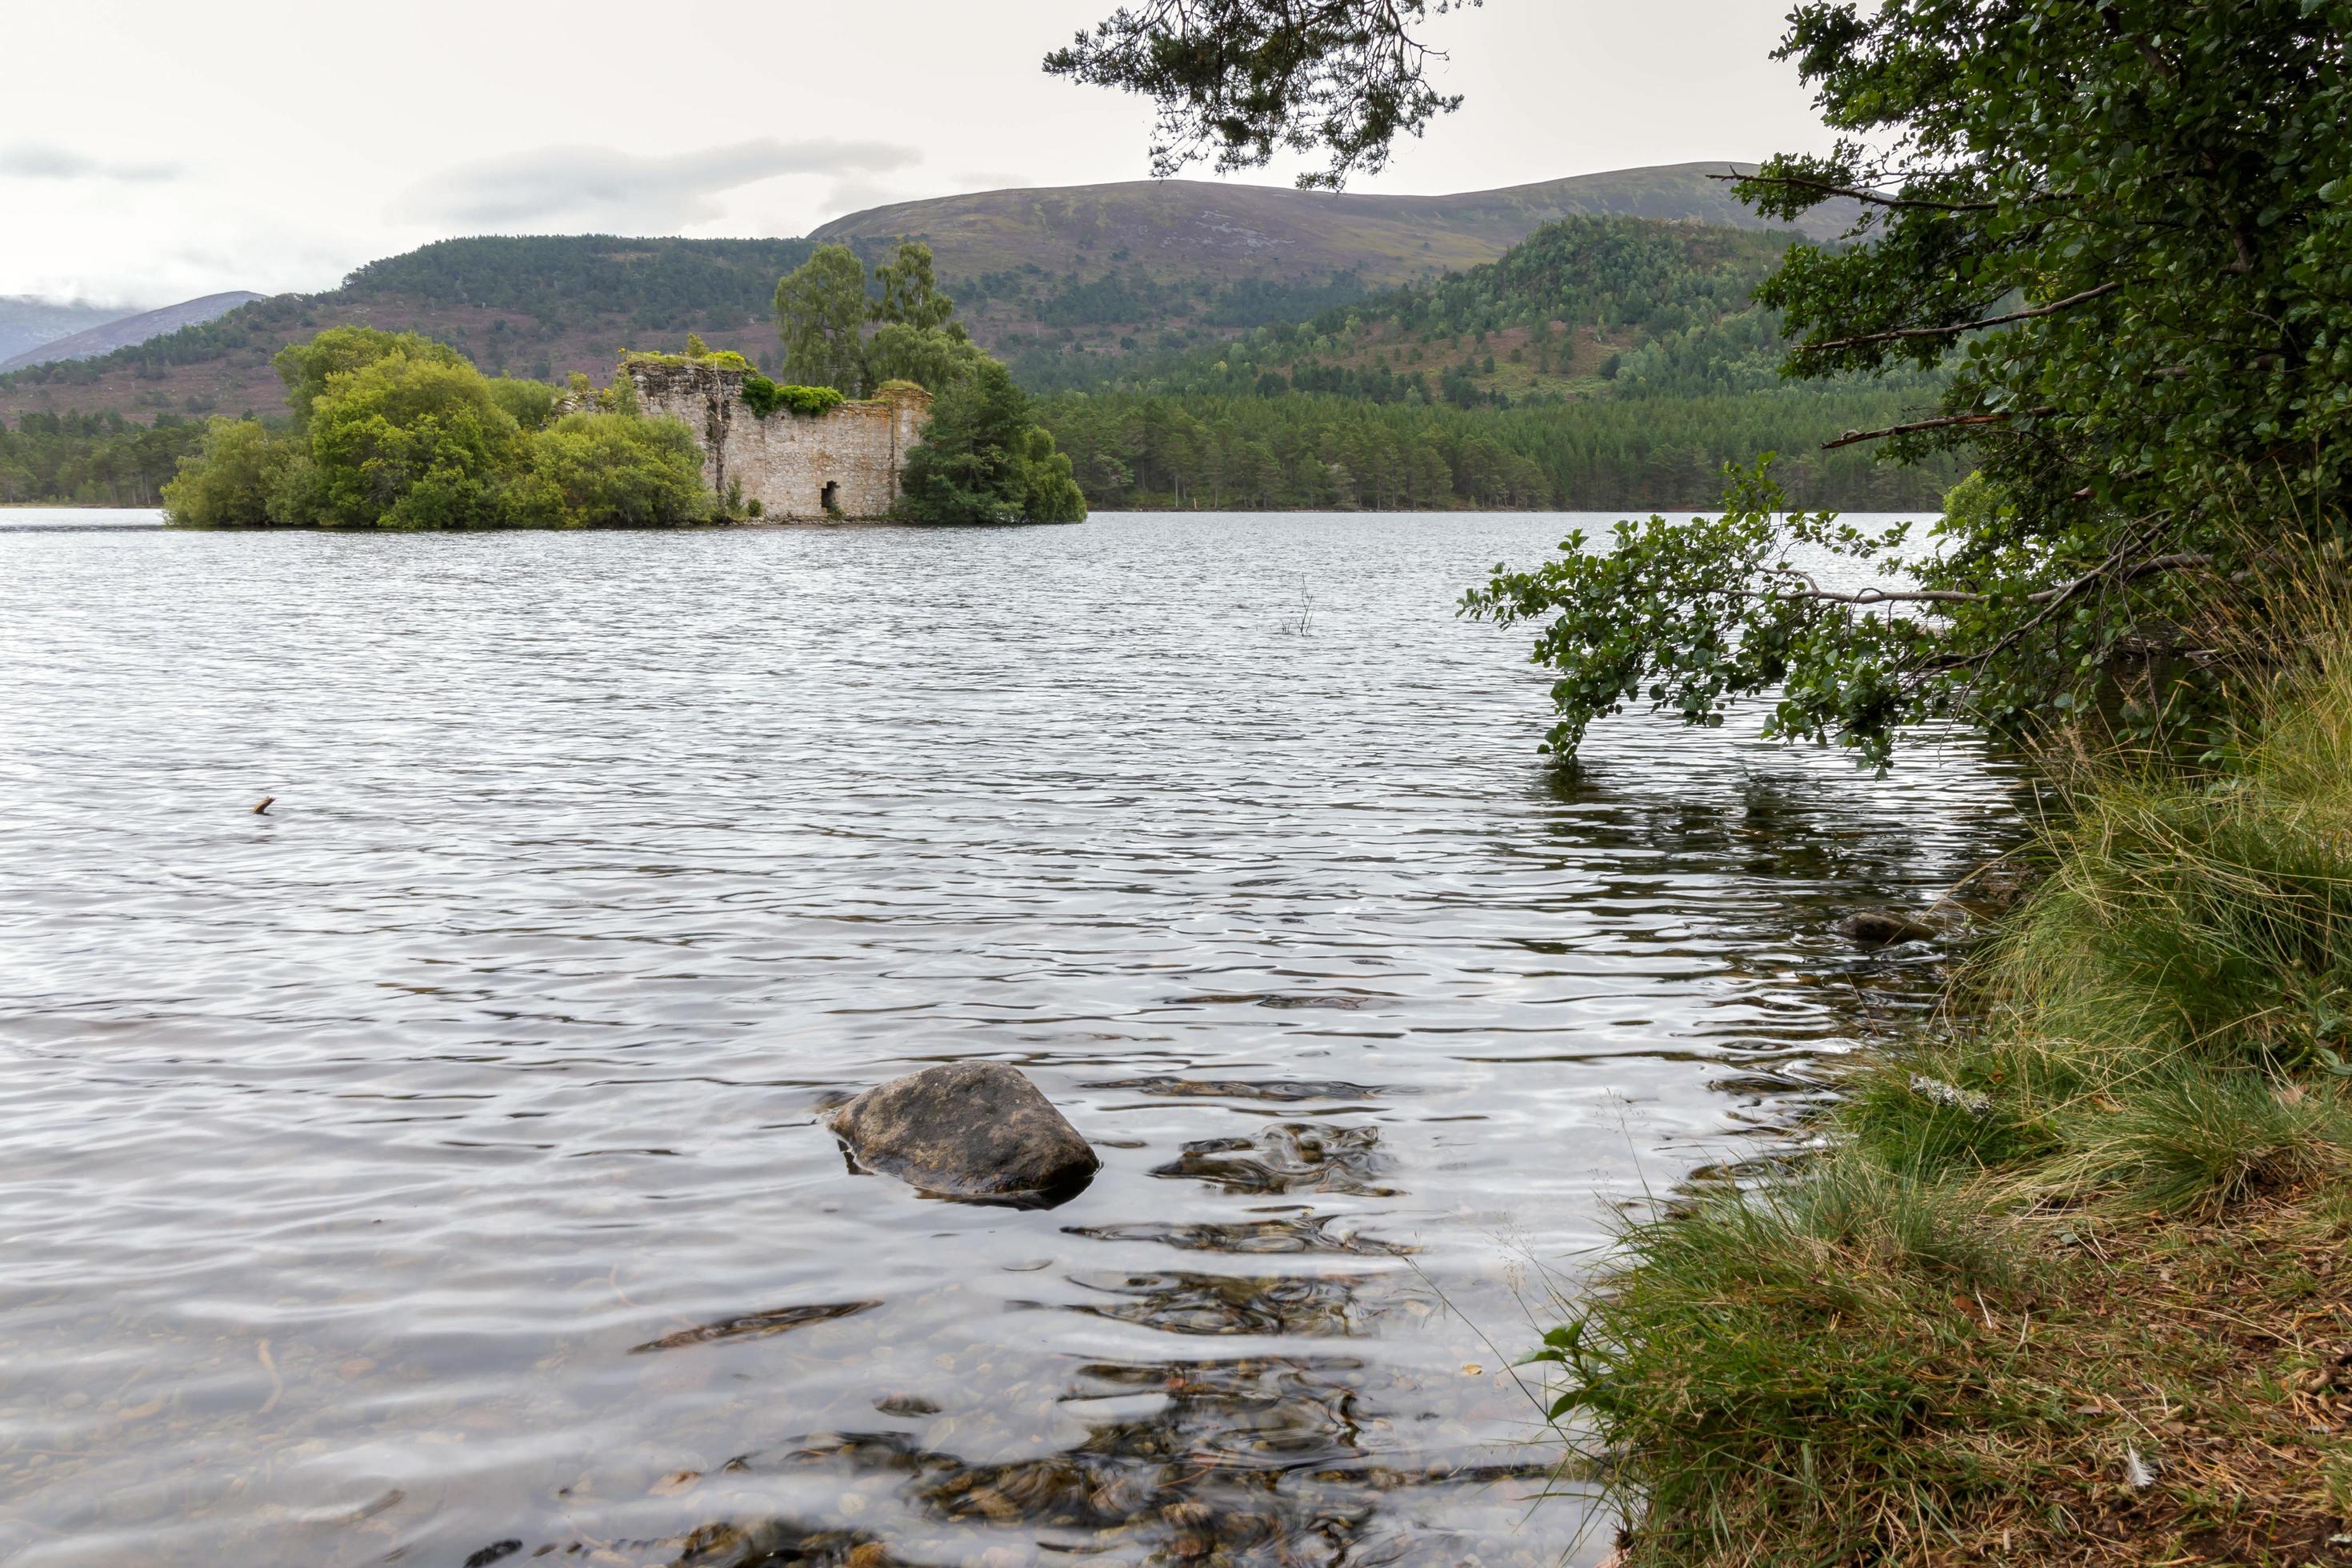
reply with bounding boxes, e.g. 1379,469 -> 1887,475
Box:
1834,909 -> 1942,947
829,1062 -> 1098,1204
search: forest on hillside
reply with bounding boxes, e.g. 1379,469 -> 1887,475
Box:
1018,217 -> 1958,511
2,217 -> 1961,513
1030,216 -> 1945,406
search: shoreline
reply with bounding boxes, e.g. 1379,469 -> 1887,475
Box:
1553,690 -> 2352,1566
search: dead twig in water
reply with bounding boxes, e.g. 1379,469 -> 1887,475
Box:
252,797 -> 274,815
257,1338 -> 283,1414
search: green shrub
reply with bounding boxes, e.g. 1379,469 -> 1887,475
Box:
161,418 -> 298,527
486,376 -> 558,432
621,344 -> 754,374
272,326 -> 466,431
170,326 -> 699,529
306,352 -> 520,529
739,375 -> 843,418
503,414 -> 710,529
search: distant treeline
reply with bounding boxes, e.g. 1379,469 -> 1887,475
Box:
6,386 -> 1958,514
1035,387 -> 1961,511
0,410 -> 205,506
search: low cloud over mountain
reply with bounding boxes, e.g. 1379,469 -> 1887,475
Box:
398,139 -> 922,230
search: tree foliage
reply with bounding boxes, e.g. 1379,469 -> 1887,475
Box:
897,360 -> 1087,524
272,326 -> 467,432
0,410 -> 202,506
1060,1 -> 2352,763
504,414 -> 709,528
774,245 -> 874,394
1044,0 -> 1479,190
873,242 -> 956,331
158,418 -> 302,526
1490,0 -> 2352,766
774,241 -> 988,397
1040,388 -> 1955,512
305,352 -> 522,529
162,330 -> 714,529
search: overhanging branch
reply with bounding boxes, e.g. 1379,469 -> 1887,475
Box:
1763,546 -> 2210,618
1710,170 -> 2002,214
1799,282 -> 2126,356
1822,406 -> 2059,450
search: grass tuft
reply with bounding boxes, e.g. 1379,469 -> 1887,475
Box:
1548,642 -> 2352,1564
2070,1067 -> 2350,1218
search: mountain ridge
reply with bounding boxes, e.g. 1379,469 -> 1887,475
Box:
813,162 -> 1852,284
0,298 -> 137,366
0,292 -> 266,374
0,162 -> 1854,422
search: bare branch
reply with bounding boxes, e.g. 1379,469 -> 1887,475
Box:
1710,170 -> 2002,214
1798,282 -> 2126,355
1761,566 -> 1984,606
1757,542 -> 2213,643
1916,530 -> 2212,674
1821,406 -> 2060,450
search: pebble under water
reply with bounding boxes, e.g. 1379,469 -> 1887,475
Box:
0,510 -> 2030,1566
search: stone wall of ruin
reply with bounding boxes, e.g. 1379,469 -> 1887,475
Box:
624,361 -> 931,521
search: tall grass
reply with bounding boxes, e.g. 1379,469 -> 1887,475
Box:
1546,639 -> 2352,1565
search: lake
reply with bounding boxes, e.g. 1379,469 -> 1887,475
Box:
0,510 -> 2026,1566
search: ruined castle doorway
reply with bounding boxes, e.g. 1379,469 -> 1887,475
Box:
820,480 -> 839,515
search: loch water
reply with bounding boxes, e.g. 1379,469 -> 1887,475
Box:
0,510 -> 2028,1566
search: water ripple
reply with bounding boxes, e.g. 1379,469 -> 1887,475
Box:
0,511 -> 2027,1566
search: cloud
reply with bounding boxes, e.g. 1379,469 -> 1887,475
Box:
0,143 -> 182,182
819,177 -> 909,221
952,170 -> 1034,193
398,139 -> 922,230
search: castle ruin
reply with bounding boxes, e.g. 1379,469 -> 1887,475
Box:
622,359 -> 932,521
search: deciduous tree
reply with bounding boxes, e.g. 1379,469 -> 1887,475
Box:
1058,0 -> 2352,765
774,245 -> 874,394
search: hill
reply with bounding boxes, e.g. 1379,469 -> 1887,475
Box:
0,163 -> 1851,424
0,237 -> 819,423
1022,215 -> 1828,399
0,292 -> 266,374
0,298 -> 134,365
818,162 -> 1854,378
1025,216 -> 1957,514
812,162 -> 1849,285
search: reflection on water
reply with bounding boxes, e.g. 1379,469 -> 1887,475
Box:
1153,1125 -> 1398,1198
0,511 -> 2027,1565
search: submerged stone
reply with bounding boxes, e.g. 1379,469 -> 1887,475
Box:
828,1062 -> 1098,1205
1833,908 -> 1942,947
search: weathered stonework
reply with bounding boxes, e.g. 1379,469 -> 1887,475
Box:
623,360 -> 931,520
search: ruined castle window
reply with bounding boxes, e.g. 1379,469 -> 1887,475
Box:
821,481 -> 839,514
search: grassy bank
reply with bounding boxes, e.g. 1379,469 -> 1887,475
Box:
1545,662 -> 2352,1565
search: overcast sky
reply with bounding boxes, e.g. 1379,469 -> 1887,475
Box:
2,1 -> 1836,307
